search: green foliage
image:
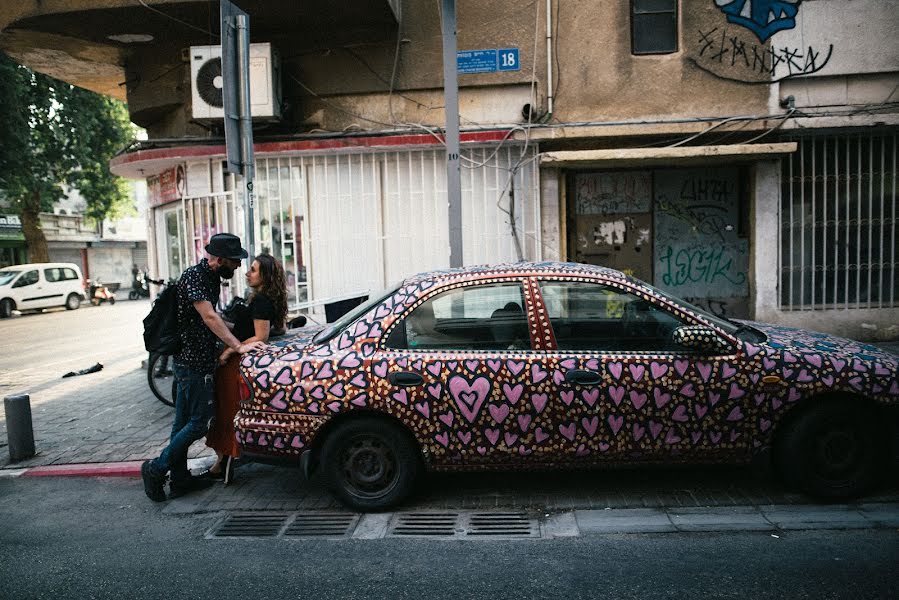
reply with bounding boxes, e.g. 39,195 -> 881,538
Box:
0,51 -> 137,221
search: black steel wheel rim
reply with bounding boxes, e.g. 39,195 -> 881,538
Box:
339,434 -> 399,499
811,422 -> 864,481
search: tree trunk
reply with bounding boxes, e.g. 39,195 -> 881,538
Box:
20,190 -> 50,263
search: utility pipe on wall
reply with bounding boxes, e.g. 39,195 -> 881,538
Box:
545,0 -> 553,117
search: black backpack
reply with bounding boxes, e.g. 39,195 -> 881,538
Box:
143,281 -> 181,354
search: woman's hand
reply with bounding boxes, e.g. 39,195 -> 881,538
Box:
218,347 -> 235,365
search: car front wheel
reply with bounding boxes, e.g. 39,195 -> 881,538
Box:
777,401 -> 884,499
0,298 -> 13,318
65,293 -> 81,310
320,418 -> 422,511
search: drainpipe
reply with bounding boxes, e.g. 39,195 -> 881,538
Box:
545,0 -> 553,119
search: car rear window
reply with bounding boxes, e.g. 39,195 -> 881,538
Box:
0,270 -> 21,286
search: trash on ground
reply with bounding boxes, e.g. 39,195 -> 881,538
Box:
62,363 -> 104,378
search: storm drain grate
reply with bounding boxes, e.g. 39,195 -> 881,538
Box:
467,512 -> 538,537
209,513 -> 290,538
390,512 -> 460,537
388,512 -> 539,539
283,513 -> 359,538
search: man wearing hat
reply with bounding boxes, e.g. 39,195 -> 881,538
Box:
142,233 -> 265,502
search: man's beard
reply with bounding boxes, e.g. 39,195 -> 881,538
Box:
216,265 -> 235,279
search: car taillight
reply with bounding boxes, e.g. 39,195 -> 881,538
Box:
238,375 -> 252,403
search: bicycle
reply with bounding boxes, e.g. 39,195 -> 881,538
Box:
147,351 -> 176,407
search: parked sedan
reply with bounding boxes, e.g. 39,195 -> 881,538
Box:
235,262 -> 898,511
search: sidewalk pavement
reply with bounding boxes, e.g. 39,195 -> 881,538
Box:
1,343 -> 897,514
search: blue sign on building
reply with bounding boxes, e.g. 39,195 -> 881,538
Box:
457,48 -> 520,74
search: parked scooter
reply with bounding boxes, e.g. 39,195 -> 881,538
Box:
128,274 -> 163,300
87,279 -> 116,306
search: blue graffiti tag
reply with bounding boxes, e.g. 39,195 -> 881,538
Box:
714,0 -> 802,43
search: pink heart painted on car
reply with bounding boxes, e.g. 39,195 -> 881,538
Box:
245,432 -> 254,444
874,363 -> 890,376
609,386 -> 625,406
745,344 -> 761,357
553,370 -> 565,385
585,358 -> 600,371
504,432 -> 519,447
728,383 -> 745,400
608,362 -> 623,380
772,398 -> 783,410
788,388 -> 802,402
560,358 -> 577,370
290,387 -> 305,402
695,404 -> 708,418
726,406 -> 744,421
310,386 -> 326,400
672,404 -> 688,422
722,363 -> 737,379
890,381 -> 899,396
338,353 -> 362,369
582,389 -> 599,407
397,357 -> 409,369
628,364 -> 645,382
531,364 -> 548,384
300,362 -> 315,380
465,360 -> 480,373
559,423 -> 577,441
503,383 -> 523,405
535,427 -> 550,443
709,431 -> 723,444
327,401 -> 342,413
457,430 -> 472,445
709,392 -> 721,406
349,373 -> 367,388
368,323 -> 383,339
784,352 -> 797,363
782,367 -> 794,379
749,373 -> 760,385
307,402 -> 320,414
680,383 -> 696,398
374,304 -> 391,319
848,377 -> 864,391
759,418 -> 771,432
697,363 -> 712,382
315,362 -> 334,380
391,389 -> 408,405
337,331 -> 353,350
427,383 -> 443,400
607,414 -> 624,436
488,403 -> 510,423
449,375 -> 492,423
350,394 -> 367,407
599,441 -> 610,452
435,432 -> 449,448
328,382 -> 345,397
691,431 -> 702,445
269,390 -> 287,410
353,321 -> 368,337
414,401 -> 430,419
257,355 -> 274,368
290,435 -> 304,449
753,393 -> 765,406
255,372 -> 270,389
447,361 -> 458,370
258,434 -> 268,446
729,429 -> 741,443
576,444 -> 590,457
310,346 -> 331,357
427,361 -> 443,377
632,423 -> 646,441
506,360 -> 525,376
674,360 -> 689,377
517,414 -> 532,432
763,358 -> 777,370
630,391 -> 648,410
806,354 -> 822,368
650,362 -> 668,379
582,416 -> 599,437
665,428 -> 681,445
653,388 -> 671,409
476,446 -> 487,456
649,421 -> 663,439
439,411 -> 454,427
560,391 -> 575,406
852,360 -> 868,373
796,369 -> 813,382
518,445 -> 532,456
274,437 -> 285,449
487,359 -> 502,373
531,393 -> 548,413
830,358 -> 846,372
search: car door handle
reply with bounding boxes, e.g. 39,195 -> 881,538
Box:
564,370 -> 602,385
387,372 -> 424,387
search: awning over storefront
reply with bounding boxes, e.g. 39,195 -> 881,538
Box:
539,143 -> 797,168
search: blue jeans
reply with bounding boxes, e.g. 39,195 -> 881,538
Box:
150,362 -> 215,482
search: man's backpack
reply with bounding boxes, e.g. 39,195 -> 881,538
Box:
143,281 -> 181,354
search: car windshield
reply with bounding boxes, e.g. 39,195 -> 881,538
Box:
0,270 -> 21,286
312,283 -> 403,345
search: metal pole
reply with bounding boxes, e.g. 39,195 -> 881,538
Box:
236,14 -> 256,262
441,0 -> 463,268
4,395 -> 35,462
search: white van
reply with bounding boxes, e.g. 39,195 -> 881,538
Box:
0,262 -> 86,318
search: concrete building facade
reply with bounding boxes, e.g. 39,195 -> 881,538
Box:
2,0 -> 896,337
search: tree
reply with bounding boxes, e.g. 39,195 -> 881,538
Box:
0,52 -> 137,262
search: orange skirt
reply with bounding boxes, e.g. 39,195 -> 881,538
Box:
205,354 -> 241,458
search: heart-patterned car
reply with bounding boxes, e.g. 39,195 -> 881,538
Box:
235,262 -> 898,511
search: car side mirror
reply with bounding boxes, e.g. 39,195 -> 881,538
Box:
672,325 -> 732,354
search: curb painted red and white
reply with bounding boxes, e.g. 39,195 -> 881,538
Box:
0,457 -> 211,478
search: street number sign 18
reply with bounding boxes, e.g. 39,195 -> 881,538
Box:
498,48 -> 519,71
457,48 -> 520,74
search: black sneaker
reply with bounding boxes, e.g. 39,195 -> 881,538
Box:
168,473 -> 216,499
141,461 -> 167,502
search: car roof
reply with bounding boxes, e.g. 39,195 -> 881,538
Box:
400,261 -> 632,288
3,262 -> 81,270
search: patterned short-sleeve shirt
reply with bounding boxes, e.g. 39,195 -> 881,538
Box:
175,258 -> 222,372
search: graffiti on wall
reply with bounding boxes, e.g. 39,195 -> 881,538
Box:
575,172 -> 652,215
691,0 -> 832,83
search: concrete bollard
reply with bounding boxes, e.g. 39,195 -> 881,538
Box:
4,394 -> 36,462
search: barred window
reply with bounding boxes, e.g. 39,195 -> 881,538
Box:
632,0 -> 678,55
780,133 -> 898,309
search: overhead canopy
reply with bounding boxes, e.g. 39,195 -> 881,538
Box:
539,143 -> 798,168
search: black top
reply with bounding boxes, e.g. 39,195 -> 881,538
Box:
175,258 -> 221,372
233,292 -> 277,342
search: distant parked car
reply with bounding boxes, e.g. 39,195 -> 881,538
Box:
0,262 -> 85,318
234,262 -> 899,511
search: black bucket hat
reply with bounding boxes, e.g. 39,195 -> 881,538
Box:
205,233 -> 249,260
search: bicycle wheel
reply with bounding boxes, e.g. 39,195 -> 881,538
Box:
147,352 -> 176,407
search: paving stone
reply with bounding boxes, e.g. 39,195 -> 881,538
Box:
760,505 -> 873,530
575,508 -> 677,533
667,506 -> 774,532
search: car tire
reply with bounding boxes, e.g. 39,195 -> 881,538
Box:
777,401 -> 884,499
320,417 -> 422,512
65,293 -> 81,311
109,297 -> 115,305
0,298 -> 13,318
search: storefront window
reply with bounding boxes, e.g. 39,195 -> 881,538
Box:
165,209 -> 183,278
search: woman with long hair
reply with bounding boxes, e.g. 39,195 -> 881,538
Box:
205,253 -> 288,484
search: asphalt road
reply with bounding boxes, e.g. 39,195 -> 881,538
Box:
1,476 -> 897,599
0,299 -> 150,397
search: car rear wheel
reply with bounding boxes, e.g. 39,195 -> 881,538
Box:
320,418 -> 422,511
0,298 -> 13,318
65,293 -> 81,310
777,401 -> 884,499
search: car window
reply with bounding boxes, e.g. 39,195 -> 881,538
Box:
538,280 -> 686,352
62,268 -> 79,281
44,268 -> 61,282
12,270 -> 39,288
386,282 -> 530,351
0,270 -> 21,286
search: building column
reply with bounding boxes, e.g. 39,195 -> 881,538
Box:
751,160 -> 781,322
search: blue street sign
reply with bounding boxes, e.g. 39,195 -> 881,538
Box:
457,48 -> 520,74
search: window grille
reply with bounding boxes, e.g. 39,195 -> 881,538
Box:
780,133 -> 898,309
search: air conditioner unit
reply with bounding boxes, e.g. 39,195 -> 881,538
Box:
190,43 -> 282,121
